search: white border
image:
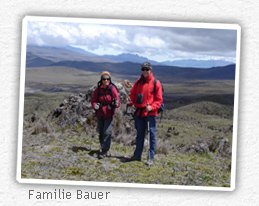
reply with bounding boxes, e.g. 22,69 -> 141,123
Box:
17,16 -> 241,191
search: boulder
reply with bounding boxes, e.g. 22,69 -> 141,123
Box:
48,81 -> 136,144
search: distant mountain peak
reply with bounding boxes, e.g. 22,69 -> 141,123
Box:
101,53 -> 158,65
161,59 -> 234,68
26,45 -> 235,69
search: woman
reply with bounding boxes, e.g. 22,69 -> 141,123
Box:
91,71 -> 120,159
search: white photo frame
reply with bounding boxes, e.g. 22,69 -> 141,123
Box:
17,16 -> 241,191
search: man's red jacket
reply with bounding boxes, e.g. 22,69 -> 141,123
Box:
130,72 -> 163,117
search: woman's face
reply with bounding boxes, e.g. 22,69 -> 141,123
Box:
101,75 -> 111,87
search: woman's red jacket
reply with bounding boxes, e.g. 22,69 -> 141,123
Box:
91,83 -> 120,119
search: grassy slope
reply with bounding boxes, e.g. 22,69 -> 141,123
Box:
22,131 -> 231,187
21,67 -> 234,187
21,92 -> 232,187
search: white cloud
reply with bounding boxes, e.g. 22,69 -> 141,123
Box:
27,20 -> 237,62
28,22 -> 79,46
77,24 -> 129,44
133,34 -> 166,48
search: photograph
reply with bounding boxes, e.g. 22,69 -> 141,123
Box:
17,16 -> 240,191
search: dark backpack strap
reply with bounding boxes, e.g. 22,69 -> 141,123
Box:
108,82 -> 119,99
153,79 -> 157,94
153,78 -> 164,94
97,81 -> 102,103
153,78 -> 164,121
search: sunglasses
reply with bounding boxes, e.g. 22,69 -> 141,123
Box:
141,67 -> 151,71
102,78 -> 110,81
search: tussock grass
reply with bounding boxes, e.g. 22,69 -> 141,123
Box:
21,80 -> 234,187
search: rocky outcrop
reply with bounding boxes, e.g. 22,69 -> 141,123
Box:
182,136 -> 231,156
47,81 -> 136,144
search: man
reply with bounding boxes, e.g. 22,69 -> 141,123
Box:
129,62 -> 163,165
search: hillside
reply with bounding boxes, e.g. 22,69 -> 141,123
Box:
26,45 -> 235,68
21,89 -> 233,187
26,45 -> 236,82
176,101 -> 233,118
26,59 -> 235,83
21,46 -> 235,187
27,45 -> 116,63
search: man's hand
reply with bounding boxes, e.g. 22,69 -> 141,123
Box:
146,105 -> 152,112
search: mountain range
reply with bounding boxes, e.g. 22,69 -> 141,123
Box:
26,45 -> 236,82
27,45 -> 234,68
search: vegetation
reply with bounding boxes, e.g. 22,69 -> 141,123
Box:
21,67 -> 234,188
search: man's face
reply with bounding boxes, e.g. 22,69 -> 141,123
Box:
141,67 -> 151,78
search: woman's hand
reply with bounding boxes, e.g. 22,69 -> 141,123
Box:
94,103 -> 100,110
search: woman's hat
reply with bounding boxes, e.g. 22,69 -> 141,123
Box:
100,71 -> 111,79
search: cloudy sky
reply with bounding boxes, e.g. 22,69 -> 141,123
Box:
27,20 -> 238,63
